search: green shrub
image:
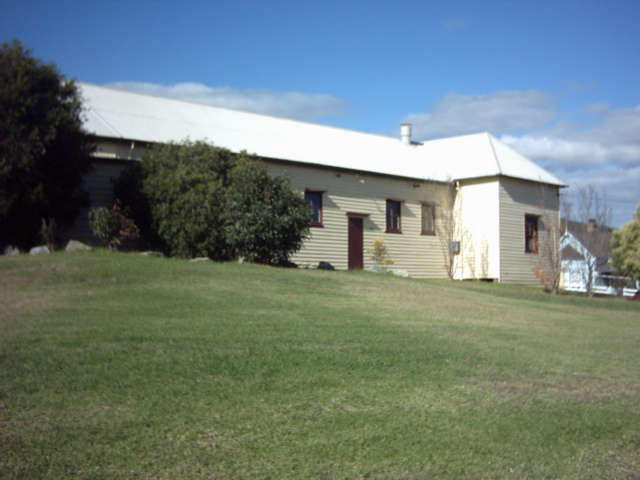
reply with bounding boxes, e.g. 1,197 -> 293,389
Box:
141,140 -> 237,259
112,162 -> 166,252
224,158 -> 311,265
89,202 -> 139,250
610,203 -> 640,280
138,140 -> 311,264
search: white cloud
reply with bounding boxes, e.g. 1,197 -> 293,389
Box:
402,89 -> 639,227
105,81 -> 350,122
583,105 -> 640,146
501,105 -> 640,170
404,91 -> 556,141
580,102 -> 609,115
501,135 -> 640,169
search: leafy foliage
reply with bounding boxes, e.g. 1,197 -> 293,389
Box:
112,161 -> 166,251
224,158 -> 311,265
89,201 -> 139,250
141,140 -> 237,259
0,39 -> 94,250
368,236 -> 394,269
610,204 -> 640,279
139,140 -> 310,263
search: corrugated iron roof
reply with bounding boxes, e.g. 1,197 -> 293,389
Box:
79,82 -> 565,186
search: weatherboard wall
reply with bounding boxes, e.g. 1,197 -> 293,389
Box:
267,161 -> 449,278
498,177 -> 561,285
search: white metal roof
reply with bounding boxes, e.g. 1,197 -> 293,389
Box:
79,82 -> 565,186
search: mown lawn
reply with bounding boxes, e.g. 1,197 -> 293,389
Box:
1,251 -> 639,479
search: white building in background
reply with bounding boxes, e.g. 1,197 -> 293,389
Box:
560,225 -> 637,296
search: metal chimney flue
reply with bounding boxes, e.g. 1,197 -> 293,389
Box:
401,123 -> 412,145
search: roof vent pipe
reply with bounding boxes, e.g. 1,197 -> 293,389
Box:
401,123 -> 412,145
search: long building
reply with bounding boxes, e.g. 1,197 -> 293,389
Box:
76,82 -> 565,283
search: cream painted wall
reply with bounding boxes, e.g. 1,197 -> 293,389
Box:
456,179 -> 501,280
268,161 -> 449,278
498,178 -> 561,285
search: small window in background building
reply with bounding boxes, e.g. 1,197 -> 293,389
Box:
421,202 -> 436,235
525,214 -> 539,253
304,190 -> 323,226
386,199 -> 402,233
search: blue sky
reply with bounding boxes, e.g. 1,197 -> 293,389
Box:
2,0 -> 639,226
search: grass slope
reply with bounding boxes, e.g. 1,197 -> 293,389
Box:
1,251 -> 639,479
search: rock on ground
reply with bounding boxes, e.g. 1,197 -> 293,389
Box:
65,240 -> 92,252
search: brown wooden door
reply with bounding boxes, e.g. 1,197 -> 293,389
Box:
348,216 -> 364,269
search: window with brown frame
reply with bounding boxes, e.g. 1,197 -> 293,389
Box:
524,214 -> 539,253
421,202 -> 436,235
304,189 -> 324,227
386,199 -> 402,233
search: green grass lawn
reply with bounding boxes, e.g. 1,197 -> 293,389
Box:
1,251 -> 639,479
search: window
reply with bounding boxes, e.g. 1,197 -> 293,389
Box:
304,189 -> 324,227
525,214 -> 539,253
421,202 -> 436,235
386,199 -> 403,233
570,270 -> 582,285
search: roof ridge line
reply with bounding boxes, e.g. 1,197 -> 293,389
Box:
485,133 -> 503,174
